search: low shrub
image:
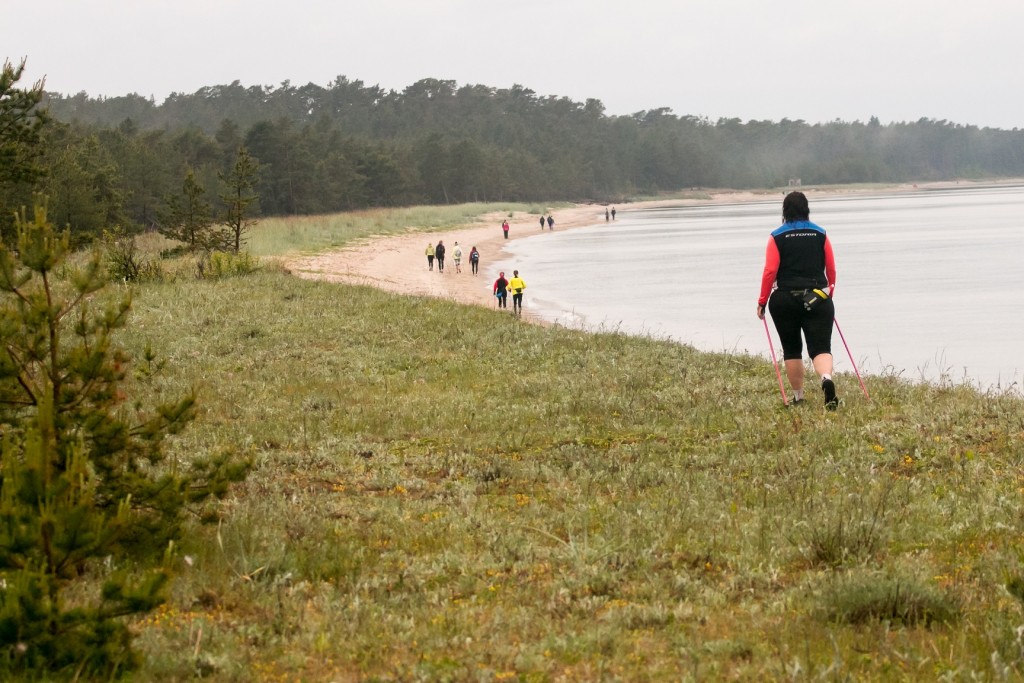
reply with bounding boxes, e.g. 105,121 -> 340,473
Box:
102,227 -> 164,283
821,571 -> 960,627
197,250 -> 260,279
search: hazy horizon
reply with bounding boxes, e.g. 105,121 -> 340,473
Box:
5,0 -> 1023,131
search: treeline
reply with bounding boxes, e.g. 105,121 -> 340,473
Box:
10,73 -> 1024,240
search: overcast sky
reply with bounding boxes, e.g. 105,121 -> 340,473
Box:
5,0 -> 1022,130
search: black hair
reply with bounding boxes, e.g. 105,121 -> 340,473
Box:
782,191 -> 810,223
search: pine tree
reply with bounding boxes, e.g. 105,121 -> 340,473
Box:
0,199 -> 249,677
0,58 -> 47,186
217,146 -> 260,253
0,58 -> 49,243
158,169 -> 214,250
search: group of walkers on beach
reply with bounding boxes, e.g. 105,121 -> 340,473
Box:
425,240 -> 480,275
500,214 -> 554,238
423,214 -> 548,316
423,195 -> 840,409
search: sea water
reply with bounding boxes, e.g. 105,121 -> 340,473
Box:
493,185 -> 1024,391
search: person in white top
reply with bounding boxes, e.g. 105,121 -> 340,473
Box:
452,242 -> 463,273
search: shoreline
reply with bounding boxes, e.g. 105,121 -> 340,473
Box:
285,179 -> 1022,325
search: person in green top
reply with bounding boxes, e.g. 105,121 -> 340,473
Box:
425,242 -> 435,271
507,270 -> 526,315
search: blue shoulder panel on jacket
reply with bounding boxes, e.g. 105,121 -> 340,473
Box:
771,220 -> 825,237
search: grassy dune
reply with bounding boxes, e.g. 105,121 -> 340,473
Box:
115,254 -> 1024,680
112,264 -> 1024,679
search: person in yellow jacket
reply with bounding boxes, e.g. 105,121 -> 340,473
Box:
425,242 -> 435,271
507,269 -> 526,315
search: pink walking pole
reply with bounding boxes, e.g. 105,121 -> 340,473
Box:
834,318 -> 869,400
762,316 -> 789,406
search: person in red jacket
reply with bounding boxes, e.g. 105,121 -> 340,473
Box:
493,271 -> 509,309
756,191 -> 839,410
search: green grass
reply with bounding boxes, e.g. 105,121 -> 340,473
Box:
245,203 -> 548,257
107,263 -> 1024,681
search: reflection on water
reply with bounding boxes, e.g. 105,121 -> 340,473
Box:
494,186 -> 1024,391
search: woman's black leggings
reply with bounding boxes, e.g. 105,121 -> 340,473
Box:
471,260 -> 478,274
768,289 -> 834,360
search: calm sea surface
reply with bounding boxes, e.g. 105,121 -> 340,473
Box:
491,185 -> 1024,391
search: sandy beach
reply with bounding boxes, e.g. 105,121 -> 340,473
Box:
285,192 -> 776,320
286,204 -> 623,322
284,181 -> 1013,321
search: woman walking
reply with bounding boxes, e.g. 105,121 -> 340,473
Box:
508,269 -> 526,316
425,242 -> 435,271
434,240 -> 446,273
469,246 -> 480,275
493,271 -> 509,308
756,191 -> 839,410
452,241 -> 463,273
